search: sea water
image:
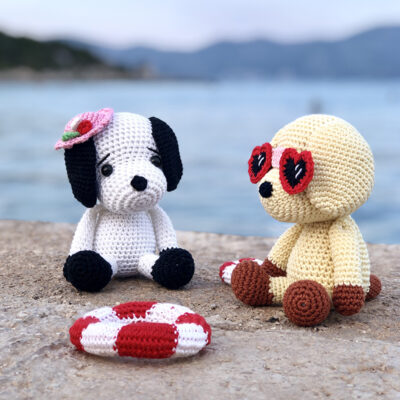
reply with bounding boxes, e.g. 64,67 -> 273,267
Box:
0,79 -> 399,243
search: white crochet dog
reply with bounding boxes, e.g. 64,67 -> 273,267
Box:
55,108 -> 194,292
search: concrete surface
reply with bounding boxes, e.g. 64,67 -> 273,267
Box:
0,220 -> 399,400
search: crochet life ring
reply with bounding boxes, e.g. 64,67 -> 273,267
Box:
69,301 -> 211,359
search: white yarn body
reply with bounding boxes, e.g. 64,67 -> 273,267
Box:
68,112 -> 179,280
70,204 -> 177,278
94,208 -> 156,277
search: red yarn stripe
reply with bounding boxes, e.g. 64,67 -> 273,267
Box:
113,301 -> 157,320
219,262 -> 234,279
176,313 -> 212,345
69,316 -> 100,351
115,322 -> 178,359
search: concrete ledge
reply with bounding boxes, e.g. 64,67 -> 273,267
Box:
0,220 -> 399,399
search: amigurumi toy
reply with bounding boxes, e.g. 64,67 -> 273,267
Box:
219,114 -> 381,327
55,108 -> 194,292
69,301 -> 211,359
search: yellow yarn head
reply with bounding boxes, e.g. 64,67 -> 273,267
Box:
257,115 -> 374,223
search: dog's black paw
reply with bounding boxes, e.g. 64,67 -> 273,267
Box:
63,250 -> 112,292
151,248 -> 195,289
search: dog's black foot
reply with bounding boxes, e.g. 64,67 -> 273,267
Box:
151,248 -> 195,289
63,250 -> 112,292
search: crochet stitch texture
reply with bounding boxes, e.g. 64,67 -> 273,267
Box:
56,109 -> 194,292
69,302 -> 211,359
220,114 -> 381,326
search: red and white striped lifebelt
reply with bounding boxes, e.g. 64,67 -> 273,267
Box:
219,258 -> 263,285
69,301 -> 211,359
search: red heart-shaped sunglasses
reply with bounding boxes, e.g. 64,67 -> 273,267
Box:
248,143 -> 314,195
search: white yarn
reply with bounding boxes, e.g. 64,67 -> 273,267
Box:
95,113 -> 167,214
137,253 -> 159,279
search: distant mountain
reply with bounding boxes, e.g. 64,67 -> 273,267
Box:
65,26 -> 400,79
0,31 -> 106,70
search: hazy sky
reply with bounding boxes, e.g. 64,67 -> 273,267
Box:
1,0 -> 400,50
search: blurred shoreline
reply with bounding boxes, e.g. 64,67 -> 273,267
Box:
0,66 -> 152,81
0,67 -> 216,82
2,69 -> 400,84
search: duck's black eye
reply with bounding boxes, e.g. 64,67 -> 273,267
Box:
150,155 -> 162,168
101,164 -> 113,177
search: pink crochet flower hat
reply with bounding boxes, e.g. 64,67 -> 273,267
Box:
54,108 -> 114,150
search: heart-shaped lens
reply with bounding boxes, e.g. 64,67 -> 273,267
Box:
248,143 -> 272,183
279,148 -> 314,194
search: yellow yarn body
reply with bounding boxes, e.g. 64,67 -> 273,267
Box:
268,217 -> 370,304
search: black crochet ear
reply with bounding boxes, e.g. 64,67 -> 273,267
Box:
64,138 -> 97,208
149,117 -> 183,191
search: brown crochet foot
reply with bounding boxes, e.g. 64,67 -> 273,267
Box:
261,258 -> 286,277
283,280 -> 331,327
231,260 -> 273,306
366,274 -> 381,301
332,284 -> 364,316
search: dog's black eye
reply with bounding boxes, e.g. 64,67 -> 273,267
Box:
150,155 -> 162,168
101,164 -> 113,177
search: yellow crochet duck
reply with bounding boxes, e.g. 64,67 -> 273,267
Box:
219,114 -> 381,326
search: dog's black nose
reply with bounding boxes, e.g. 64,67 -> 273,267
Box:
131,176 -> 148,191
259,181 -> 273,198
